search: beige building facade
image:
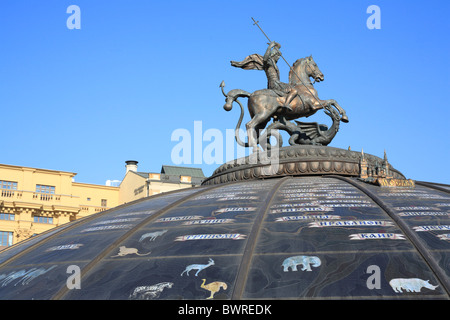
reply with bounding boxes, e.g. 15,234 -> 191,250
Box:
119,161 -> 205,204
0,164 -> 119,248
0,161 -> 205,249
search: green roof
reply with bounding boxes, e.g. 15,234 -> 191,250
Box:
160,165 -> 205,178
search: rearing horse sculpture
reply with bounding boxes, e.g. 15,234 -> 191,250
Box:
221,55 -> 349,152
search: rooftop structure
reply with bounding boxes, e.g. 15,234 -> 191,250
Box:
119,162 -> 205,204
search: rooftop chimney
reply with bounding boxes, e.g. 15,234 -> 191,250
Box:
125,160 -> 138,173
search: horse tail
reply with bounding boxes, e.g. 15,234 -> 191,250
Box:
223,89 -> 251,148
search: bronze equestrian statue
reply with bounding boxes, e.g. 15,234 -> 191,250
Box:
221,40 -> 349,152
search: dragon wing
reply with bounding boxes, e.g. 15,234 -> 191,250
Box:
294,121 -> 328,140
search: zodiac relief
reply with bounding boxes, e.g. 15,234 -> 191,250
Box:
0,265 -> 57,287
129,282 -> 173,300
200,279 -> 228,299
389,278 -> 438,293
139,229 -> 168,242
110,246 -> 151,257
111,229 -> 168,258
181,258 -> 215,277
282,255 -> 321,272
179,259 -> 228,299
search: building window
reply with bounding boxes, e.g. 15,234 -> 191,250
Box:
0,213 -> 15,221
36,184 -> 55,194
33,216 -> 53,224
101,199 -> 107,207
0,180 -> 17,190
0,231 -> 13,246
134,185 -> 144,196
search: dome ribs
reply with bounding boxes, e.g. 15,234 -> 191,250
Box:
51,184 -> 225,300
325,175 -> 450,297
231,177 -> 290,299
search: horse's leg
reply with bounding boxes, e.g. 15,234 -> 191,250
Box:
255,120 -> 270,143
247,95 -> 278,152
305,96 -> 324,113
320,99 -> 349,123
246,112 -> 271,153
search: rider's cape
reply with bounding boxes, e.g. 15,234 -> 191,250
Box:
231,53 -> 290,96
231,54 -> 264,70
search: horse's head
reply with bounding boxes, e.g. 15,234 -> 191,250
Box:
305,56 -> 324,83
289,56 -> 324,85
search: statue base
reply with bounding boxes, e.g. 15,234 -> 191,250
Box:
202,145 -> 406,185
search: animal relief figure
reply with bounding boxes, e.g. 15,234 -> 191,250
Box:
129,282 -> 173,300
139,229 -> 168,242
200,279 -> 227,299
0,265 -> 57,287
389,278 -> 438,293
181,258 -> 215,277
282,255 -> 321,272
110,246 -> 151,257
17,265 -> 57,285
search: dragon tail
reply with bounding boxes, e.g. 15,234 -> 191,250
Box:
223,89 -> 251,111
220,87 -> 251,148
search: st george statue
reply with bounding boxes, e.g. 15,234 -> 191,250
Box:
231,41 -> 299,113
220,40 -> 349,153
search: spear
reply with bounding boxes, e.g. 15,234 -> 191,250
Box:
251,17 -> 330,113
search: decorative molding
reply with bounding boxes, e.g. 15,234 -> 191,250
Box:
202,145 -> 405,185
372,178 -> 415,188
14,228 -> 34,242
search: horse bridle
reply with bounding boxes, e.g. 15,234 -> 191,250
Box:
305,59 -> 318,84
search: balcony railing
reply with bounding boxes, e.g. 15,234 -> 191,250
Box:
0,189 -> 75,204
0,189 -> 111,216
32,192 -> 61,201
79,205 -> 110,214
1,189 -> 22,199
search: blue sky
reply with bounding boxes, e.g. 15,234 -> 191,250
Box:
1,0 -> 449,185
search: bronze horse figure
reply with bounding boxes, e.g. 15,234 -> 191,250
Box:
222,56 -> 349,152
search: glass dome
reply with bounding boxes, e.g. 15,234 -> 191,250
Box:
0,148 -> 449,300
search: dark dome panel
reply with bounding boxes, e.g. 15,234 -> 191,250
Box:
63,179 -> 279,300
243,251 -> 439,299
240,177 -> 448,299
349,179 -> 450,291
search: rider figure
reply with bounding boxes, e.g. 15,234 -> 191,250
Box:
263,41 -> 298,112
